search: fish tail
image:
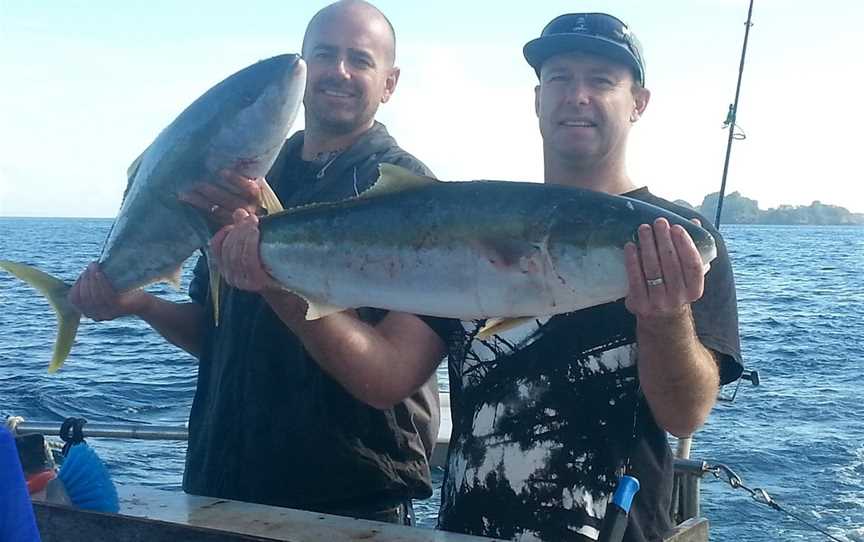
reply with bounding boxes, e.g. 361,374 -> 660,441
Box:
0,260 -> 80,372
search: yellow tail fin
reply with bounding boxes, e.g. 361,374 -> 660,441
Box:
0,260 -> 80,372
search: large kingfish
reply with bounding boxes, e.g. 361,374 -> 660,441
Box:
256,164 -> 717,332
0,54 -> 306,371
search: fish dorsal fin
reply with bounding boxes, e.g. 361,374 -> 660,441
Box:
259,177 -> 284,214
360,163 -> 437,199
122,145 -> 153,202
476,317 -> 536,340
126,150 -> 145,181
267,163 -> 436,219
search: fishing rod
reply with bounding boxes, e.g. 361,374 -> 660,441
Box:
681,1 -> 760,465
714,0 -> 755,228
714,0 -> 761,402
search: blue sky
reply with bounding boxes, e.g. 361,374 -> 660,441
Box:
2,0 -> 862,217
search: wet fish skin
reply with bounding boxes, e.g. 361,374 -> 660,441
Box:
0,54 -> 306,372
100,54 -> 306,291
257,165 -> 717,322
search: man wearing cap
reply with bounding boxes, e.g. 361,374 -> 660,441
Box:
436,13 -> 742,542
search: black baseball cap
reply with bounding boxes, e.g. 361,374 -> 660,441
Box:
523,13 -> 646,85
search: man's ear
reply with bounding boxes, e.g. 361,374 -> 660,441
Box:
631,86 -> 651,122
534,85 -> 541,118
381,67 -> 401,104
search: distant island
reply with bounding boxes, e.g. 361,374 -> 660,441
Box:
675,192 -> 864,225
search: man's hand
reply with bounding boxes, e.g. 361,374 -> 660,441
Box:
623,217 -> 706,321
623,217 -> 719,436
179,170 -> 264,227
209,209 -> 280,293
69,263 -> 152,321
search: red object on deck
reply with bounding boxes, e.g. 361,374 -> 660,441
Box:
27,469 -> 57,494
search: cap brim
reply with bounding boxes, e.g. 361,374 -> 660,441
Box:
523,34 -> 643,84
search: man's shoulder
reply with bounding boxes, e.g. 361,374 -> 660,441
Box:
356,122 -> 435,178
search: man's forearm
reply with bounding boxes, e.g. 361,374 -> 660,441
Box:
136,295 -> 206,358
261,289 -> 444,409
636,306 -> 719,437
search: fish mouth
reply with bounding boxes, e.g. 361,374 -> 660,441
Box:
276,55 -> 307,110
289,56 -> 306,79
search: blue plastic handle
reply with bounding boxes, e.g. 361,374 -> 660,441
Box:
611,475 -> 640,512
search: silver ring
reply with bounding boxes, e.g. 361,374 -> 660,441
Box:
209,204 -> 220,214
646,276 -> 664,287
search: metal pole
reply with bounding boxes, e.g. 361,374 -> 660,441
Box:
13,421 -> 188,441
714,0 -> 755,228
675,437 -> 692,460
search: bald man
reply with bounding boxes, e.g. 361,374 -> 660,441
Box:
69,0 -> 455,524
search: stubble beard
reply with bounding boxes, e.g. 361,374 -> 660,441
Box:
308,101 -> 376,137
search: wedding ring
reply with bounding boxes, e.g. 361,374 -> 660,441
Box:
646,276 -> 664,287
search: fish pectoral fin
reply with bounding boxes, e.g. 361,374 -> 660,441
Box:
360,163 -> 438,199
296,293 -> 346,320
258,177 -> 284,214
476,317 -> 536,340
0,260 -> 81,373
203,249 -> 222,326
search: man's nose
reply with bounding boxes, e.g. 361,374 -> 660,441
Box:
565,82 -> 591,106
333,57 -> 351,79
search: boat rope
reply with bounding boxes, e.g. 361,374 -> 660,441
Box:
59,417 -> 88,456
5,415 -> 25,432
706,462 -> 845,542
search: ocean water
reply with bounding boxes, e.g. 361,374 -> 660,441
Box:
1,218 -> 862,541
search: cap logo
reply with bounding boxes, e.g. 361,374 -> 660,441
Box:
572,17 -> 588,33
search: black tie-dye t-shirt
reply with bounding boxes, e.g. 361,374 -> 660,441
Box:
437,188 -> 742,542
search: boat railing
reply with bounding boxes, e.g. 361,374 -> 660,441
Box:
10,407 -> 713,541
